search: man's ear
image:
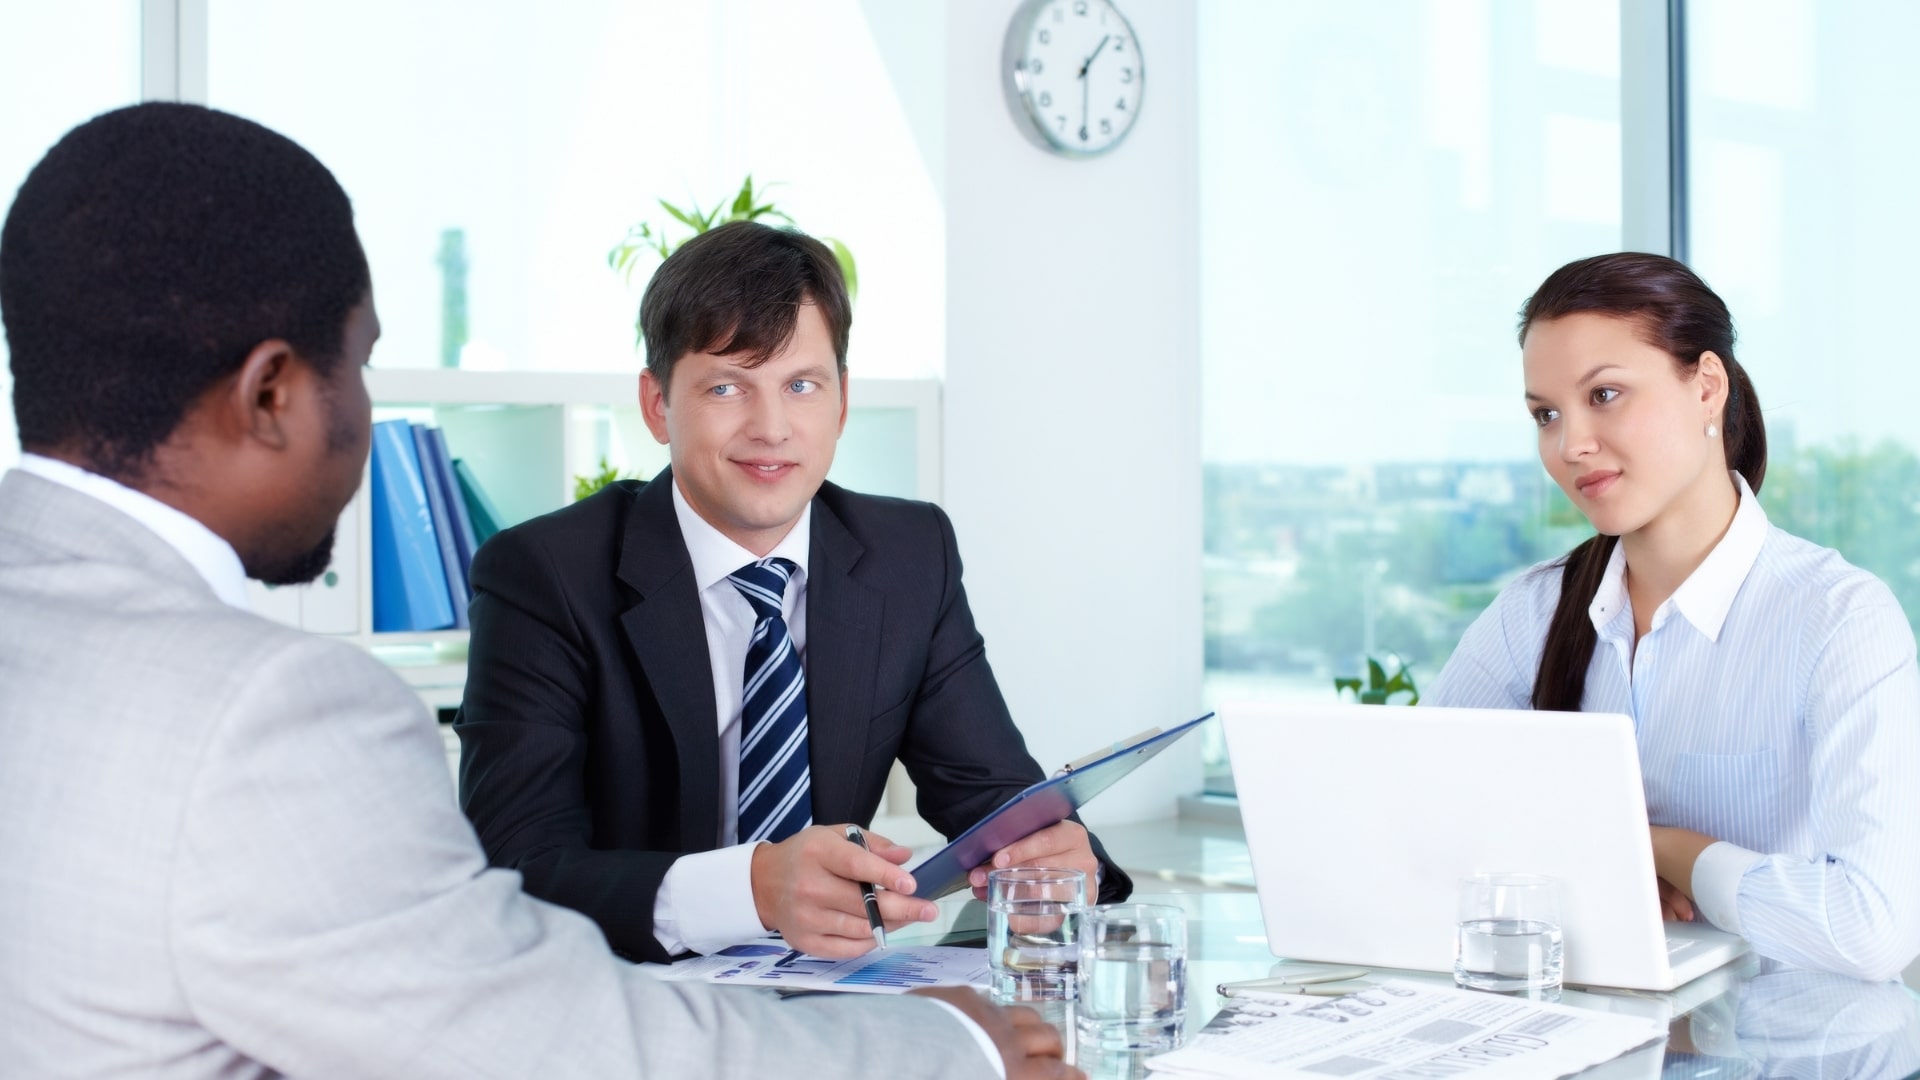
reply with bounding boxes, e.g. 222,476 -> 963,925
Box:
836,368 -> 850,437
639,368 -> 671,445
224,339 -> 304,451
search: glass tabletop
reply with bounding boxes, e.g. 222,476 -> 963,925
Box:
897,891 -> 1920,1079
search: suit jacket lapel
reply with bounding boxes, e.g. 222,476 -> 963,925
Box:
614,469 -> 721,849
805,493 -> 884,827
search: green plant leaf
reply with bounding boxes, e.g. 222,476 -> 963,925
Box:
1366,658 -> 1388,690
732,174 -> 755,216
1333,677 -> 1362,695
660,199 -> 700,230
573,458 -> 640,502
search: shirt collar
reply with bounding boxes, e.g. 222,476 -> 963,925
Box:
1587,471 -> 1768,643
17,453 -> 251,610
1668,472 -> 1769,641
670,477 -> 811,594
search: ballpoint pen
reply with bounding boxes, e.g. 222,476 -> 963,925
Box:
1217,966 -> 1372,998
1219,979 -> 1377,998
845,824 -> 888,949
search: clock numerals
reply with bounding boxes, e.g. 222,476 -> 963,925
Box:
1010,0 -> 1142,156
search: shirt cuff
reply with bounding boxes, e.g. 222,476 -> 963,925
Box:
924,999 -> 1006,1079
652,843 -> 766,956
1690,840 -> 1764,936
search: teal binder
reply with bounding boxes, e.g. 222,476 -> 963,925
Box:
452,458 -> 506,545
370,419 -> 455,632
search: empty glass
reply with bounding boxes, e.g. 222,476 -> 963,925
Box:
987,867 -> 1086,1002
1454,872 -> 1564,995
1077,903 -> 1187,1052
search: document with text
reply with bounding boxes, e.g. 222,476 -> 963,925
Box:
1148,980 -> 1665,1079
650,941 -> 991,995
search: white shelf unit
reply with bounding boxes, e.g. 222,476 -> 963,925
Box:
248,367 -> 943,713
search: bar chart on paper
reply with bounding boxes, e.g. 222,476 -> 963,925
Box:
834,952 -> 968,990
654,943 -> 991,995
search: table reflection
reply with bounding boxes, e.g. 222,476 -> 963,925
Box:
901,892 -> 1920,1079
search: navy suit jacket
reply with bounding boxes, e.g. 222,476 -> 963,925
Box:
456,471 -> 1130,962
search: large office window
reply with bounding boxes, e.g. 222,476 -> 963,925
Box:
1687,0 -> 1920,630
1199,1 -> 1623,791
0,2 -> 143,475
205,1 -> 944,380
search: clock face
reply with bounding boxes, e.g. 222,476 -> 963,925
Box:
1005,0 -> 1144,157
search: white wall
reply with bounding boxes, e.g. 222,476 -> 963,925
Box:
940,0 -> 1202,825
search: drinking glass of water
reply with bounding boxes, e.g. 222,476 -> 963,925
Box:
987,867 -> 1087,1002
1454,873 -> 1563,995
1076,903 -> 1187,1052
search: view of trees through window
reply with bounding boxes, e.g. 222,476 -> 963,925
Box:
1200,0 -> 1920,795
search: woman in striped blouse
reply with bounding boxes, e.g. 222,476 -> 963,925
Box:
1427,252 -> 1920,981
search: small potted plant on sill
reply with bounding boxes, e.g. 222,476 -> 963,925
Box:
1334,655 -> 1420,706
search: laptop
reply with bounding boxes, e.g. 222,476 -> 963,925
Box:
1221,702 -> 1749,992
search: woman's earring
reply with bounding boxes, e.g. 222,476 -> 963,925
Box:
1706,423 -> 1719,438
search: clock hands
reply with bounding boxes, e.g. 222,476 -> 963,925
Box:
1077,34 -> 1112,79
1077,34 -> 1110,143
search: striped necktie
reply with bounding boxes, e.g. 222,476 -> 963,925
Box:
729,557 -> 813,844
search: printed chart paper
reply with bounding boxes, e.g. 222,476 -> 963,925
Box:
1147,980 -> 1665,1079
652,942 -> 991,995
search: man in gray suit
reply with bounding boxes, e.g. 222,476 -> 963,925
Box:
0,103 -> 1076,1079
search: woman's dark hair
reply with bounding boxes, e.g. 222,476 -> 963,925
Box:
638,220 -> 852,393
1518,252 -> 1766,711
2,102 -> 370,482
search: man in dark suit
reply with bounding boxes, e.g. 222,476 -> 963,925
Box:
457,221 -> 1129,965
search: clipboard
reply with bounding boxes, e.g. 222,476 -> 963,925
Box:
906,712 -> 1214,900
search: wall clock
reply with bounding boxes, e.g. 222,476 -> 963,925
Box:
1003,0 -> 1145,157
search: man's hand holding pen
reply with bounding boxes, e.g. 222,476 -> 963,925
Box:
749,823 -> 938,959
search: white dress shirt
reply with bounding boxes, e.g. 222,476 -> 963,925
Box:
651,480 -> 813,956
1429,473 -> 1920,981
651,481 -> 1002,1077
17,453 -> 250,609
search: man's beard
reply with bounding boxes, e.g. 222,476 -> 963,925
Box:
247,526 -> 337,587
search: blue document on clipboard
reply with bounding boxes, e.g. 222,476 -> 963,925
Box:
907,713 -> 1214,900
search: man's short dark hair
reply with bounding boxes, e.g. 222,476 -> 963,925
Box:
1,102 -> 369,481
638,220 -> 852,393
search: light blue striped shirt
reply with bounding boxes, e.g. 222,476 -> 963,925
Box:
1429,474 -> 1920,981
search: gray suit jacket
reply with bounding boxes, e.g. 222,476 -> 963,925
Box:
0,470 -> 993,1079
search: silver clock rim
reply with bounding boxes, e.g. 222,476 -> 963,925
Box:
1000,0 -> 1146,159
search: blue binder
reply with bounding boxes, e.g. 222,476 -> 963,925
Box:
411,424 -> 470,629
369,419 -> 455,632
906,713 -> 1213,900
422,427 -> 479,592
